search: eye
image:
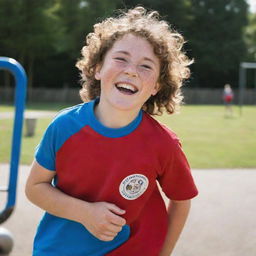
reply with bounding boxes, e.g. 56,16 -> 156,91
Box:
114,57 -> 126,62
141,64 -> 152,70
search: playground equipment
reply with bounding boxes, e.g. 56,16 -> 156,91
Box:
0,57 -> 27,254
239,62 -> 256,115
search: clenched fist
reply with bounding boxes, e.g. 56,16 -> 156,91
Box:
81,202 -> 126,241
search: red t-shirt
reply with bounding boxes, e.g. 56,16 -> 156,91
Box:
34,100 -> 198,255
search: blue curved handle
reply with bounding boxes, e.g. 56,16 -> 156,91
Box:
0,57 -> 27,223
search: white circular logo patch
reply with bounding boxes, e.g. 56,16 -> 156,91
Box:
119,174 -> 149,200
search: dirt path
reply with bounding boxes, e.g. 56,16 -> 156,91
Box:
0,111 -> 56,119
1,165 -> 256,256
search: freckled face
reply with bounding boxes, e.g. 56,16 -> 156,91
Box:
95,33 -> 160,113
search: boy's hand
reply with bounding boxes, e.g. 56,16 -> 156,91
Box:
26,161 -> 126,242
82,202 -> 126,241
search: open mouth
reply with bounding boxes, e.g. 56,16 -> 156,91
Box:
115,83 -> 138,95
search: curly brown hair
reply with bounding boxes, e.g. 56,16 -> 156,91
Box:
76,6 -> 193,115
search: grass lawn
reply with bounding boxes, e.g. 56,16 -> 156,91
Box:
157,105 -> 256,168
0,103 -> 255,168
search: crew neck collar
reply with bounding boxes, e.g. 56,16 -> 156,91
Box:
87,99 -> 142,138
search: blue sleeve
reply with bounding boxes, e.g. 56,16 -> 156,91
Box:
34,105 -> 88,171
35,120 -> 59,171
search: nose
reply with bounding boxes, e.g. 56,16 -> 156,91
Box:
124,63 -> 138,77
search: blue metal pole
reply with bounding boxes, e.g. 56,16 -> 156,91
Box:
0,57 -> 27,223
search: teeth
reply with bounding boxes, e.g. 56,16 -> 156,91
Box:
116,83 -> 136,92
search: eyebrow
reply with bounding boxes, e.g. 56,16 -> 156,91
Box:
114,50 -> 157,66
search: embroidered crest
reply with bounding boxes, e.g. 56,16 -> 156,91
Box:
119,174 -> 149,200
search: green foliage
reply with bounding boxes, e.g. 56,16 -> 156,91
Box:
0,0 -> 60,87
30,0 -> 122,88
187,0 -> 248,88
245,12 -> 256,61
117,0 -> 191,29
118,0 -> 249,88
0,0 -> 252,89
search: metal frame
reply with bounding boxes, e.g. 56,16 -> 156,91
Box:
239,62 -> 256,115
0,57 -> 27,224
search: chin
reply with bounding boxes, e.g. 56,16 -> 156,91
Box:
111,99 -> 141,112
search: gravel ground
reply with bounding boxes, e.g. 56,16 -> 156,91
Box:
1,164 -> 256,256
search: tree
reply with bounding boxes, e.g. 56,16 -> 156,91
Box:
33,0 -> 122,88
1,0 -> 250,90
187,0 -> 248,88
245,12 -> 256,61
0,0 -> 59,88
117,0 -> 191,31
113,0 -> 249,88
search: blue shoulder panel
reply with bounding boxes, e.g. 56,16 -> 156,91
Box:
35,99 -> 143,170
35,103 -> 88,171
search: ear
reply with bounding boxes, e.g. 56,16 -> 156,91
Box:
95,64 -> 102,80
151,82 -> 160,96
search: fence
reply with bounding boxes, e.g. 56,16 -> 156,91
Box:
0,87 -> 256,105
183,88 -> 256,105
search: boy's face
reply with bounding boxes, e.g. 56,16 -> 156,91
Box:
95,33 -> 160,113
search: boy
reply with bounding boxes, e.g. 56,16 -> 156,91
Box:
25,7 -> 198,256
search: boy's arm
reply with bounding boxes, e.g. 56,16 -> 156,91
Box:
25,160 -> 126,241
159,199 -> 191,256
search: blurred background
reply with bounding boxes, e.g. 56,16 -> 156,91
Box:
0,0 -> 256,105
0,1 -> 256,256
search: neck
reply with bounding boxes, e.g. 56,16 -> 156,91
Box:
94,100 -> 140,128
